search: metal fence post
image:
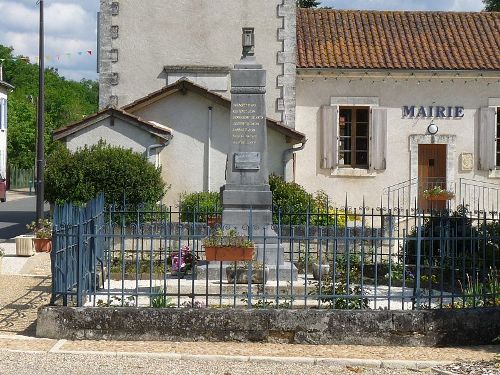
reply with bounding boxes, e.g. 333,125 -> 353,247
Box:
76,210 -> 84,307
415,212 -> 422,309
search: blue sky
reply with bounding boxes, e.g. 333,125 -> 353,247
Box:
0,0 -> 485,82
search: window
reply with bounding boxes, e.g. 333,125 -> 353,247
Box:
339,107 -> 369,168
497,108 -> 500,167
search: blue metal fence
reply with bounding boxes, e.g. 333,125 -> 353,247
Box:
51,194 -> 106,306
51,196 -> 499,310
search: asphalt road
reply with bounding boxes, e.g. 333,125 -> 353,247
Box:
0,196 -> 49,241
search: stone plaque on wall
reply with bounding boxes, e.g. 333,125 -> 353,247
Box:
461,153 -> 473,171
234,152 -> 260,170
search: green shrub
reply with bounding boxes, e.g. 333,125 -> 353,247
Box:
269,174 -> 313,224
270,176 -> 354,227
45,141 -> 166,206
179,191 -> 221,222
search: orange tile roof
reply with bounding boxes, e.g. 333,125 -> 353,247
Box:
297,9 -> 500,71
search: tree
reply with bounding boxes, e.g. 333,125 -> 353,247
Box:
483,0 -> 500,11
0,44 -> 98,170
297,0 -> 320,8
45,141 -> 166,206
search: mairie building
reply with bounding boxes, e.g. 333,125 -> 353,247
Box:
55,1 -> 500,210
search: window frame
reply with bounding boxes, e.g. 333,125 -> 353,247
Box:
338,106 -> 370,169
496,107 -> 500,169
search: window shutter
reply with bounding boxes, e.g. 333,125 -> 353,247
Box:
370,107 -> 387,171
320,105 -> 338,169
479,107 -> 496,171
0,99 -> 4,130
3,99 -> 7,130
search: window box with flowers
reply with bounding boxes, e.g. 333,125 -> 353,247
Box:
203,228 -> 254,262
26,219 -> 52,253
423,186 -> 455,201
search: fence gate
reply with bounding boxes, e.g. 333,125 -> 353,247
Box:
51,194 -> 105,306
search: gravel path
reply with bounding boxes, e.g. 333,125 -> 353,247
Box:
0,274 -> 51,335
0,351 -> 423,375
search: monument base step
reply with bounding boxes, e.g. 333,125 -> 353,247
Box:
196,261 -> 298,282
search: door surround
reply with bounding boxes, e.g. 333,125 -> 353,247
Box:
409,134 -> 456,207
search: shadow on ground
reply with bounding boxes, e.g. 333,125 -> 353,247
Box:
0,275 -> 51,336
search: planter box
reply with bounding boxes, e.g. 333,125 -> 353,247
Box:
226,266 -> 269,284
425,194 -> 454,201
15,235 -> 36,256
205,247 -> 254,261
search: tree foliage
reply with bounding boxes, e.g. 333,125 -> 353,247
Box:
45,141 -> 166,206
483,0 -> 500,11
296,0 -> 321,8
0,45 -> 98,169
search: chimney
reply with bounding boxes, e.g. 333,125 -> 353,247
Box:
0,63 -> 3,82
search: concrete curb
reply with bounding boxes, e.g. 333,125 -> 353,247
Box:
8,339 -> 449,370
431,369 -> 456,375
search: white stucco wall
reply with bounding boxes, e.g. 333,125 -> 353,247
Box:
131,91 -> 291,205
295,73 -> 500,208
65,117 -> 161,163
105,0 -> 285,123
0,90 -> 7,178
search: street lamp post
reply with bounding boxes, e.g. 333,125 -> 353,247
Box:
36,0 -> 45,222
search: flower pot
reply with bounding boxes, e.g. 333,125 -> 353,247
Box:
205,246 -> 254,261
312,263 -> 330,280
33,238 -> 52,253
226,265 -> 269,284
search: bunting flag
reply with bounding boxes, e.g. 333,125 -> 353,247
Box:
0,50 -> 94,64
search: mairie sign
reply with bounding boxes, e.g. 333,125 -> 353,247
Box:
402,105 -> 464,119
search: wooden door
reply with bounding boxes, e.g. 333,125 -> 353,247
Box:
418,144 -> 447,210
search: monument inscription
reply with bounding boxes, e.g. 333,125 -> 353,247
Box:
231,102 -> 263,145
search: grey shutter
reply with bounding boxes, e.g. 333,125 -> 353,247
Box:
479,107 -> 496,171
3,98 -> 7,130
0,99 -> 4,130
320,105 -> 338,169
370,107 -> 387,171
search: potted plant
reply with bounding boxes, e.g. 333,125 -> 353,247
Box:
203,228 -> 254,261
226,261 -> 269,284
423,186 -> 455,201
26,219 -> 52,253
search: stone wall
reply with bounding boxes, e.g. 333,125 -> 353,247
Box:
37,306 -> 500,347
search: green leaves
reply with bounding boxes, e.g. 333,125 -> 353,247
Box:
0,44 -> 98,169
45,141 -> 166,207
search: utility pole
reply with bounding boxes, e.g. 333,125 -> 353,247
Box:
36,0 -> 45,222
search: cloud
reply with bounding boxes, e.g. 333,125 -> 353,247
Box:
0,0 -> 98,81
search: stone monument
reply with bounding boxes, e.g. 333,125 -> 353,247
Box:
219,28 -> 297,281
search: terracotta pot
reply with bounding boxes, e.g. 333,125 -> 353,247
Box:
33,238 -> 52,253
204,246 -> 254,261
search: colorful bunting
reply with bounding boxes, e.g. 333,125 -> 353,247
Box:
0,50 -> 94,64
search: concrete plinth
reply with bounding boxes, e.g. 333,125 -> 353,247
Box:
196,261 -> 297,282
